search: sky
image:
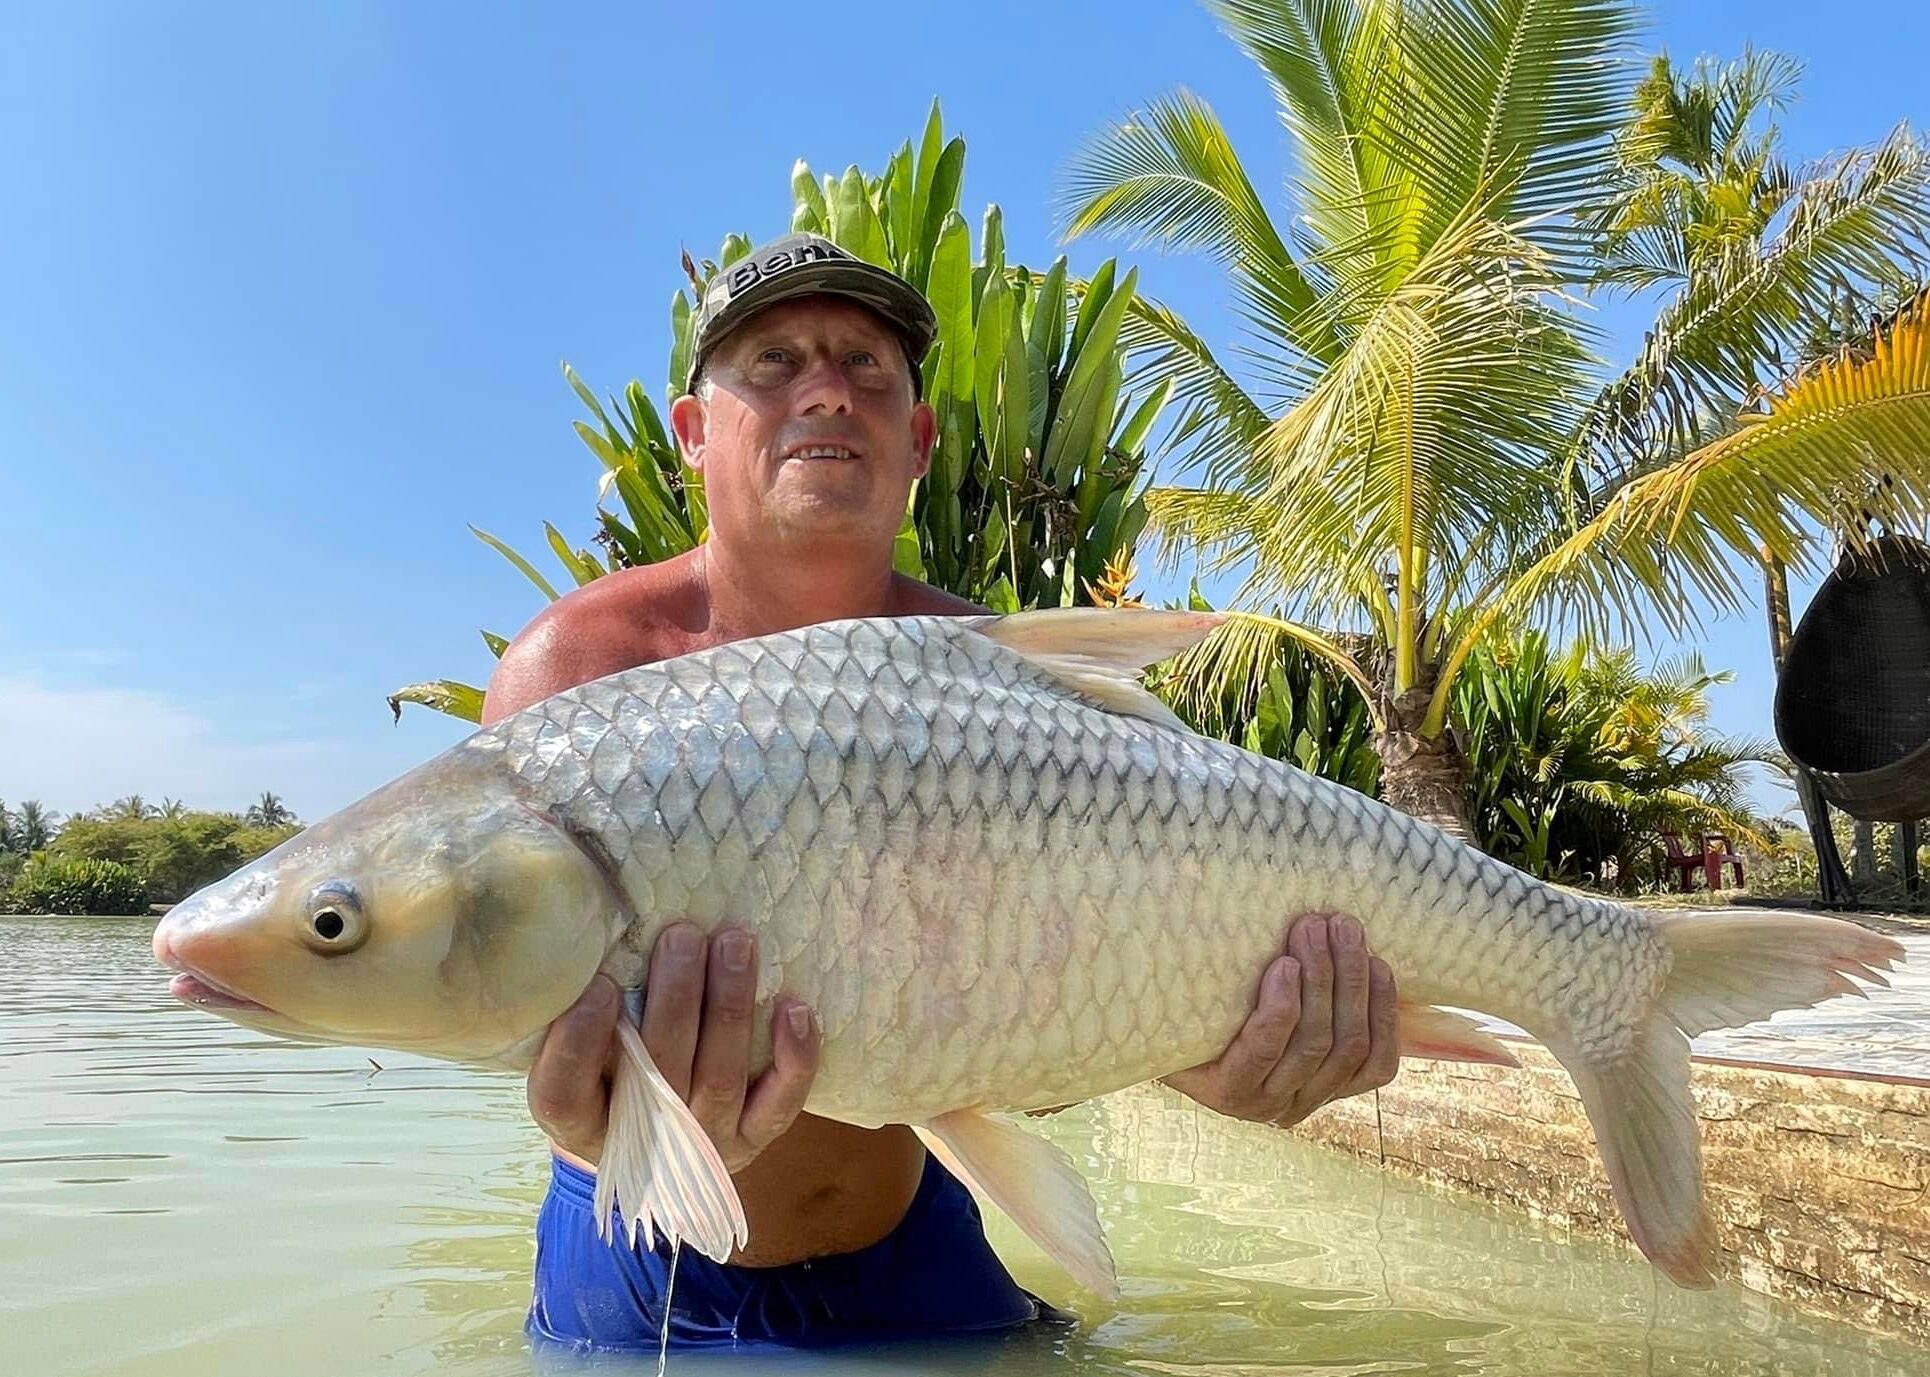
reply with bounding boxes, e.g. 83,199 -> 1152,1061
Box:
3,1 -> 1927,827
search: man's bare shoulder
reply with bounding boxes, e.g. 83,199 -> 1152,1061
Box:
482,554 -> 708,723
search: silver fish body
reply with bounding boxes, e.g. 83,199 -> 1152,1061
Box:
479,613 -> 1659,1125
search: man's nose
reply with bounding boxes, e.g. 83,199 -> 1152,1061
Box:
793,355 -> 854,414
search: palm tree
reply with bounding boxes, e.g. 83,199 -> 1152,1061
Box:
11,801 -> 58,852
244,792 -> 295,828
1060,2 -> 1930,835
108,795 -> 156,822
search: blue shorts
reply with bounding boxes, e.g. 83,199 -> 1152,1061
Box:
525,1149 -> 1073,1354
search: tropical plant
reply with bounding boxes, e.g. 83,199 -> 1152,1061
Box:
244,792 -> 296,829
8,853 -> 148,916
1059,3 -> 1930,836
392,103 -> 1170,723
1135,577 -> 1381,794
0,799 -> 59,853
1453,630 -> 1780,885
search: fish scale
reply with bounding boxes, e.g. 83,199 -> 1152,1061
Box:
477,613 -> 1661,1124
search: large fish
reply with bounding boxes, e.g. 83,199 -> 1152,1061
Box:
153,609 -> 1900,1295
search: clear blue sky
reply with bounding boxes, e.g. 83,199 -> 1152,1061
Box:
3,1 -> 1925,825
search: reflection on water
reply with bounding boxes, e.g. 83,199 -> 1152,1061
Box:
2,915 -> 1921,1377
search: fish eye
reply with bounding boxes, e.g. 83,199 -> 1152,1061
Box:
303,883 -> 368,954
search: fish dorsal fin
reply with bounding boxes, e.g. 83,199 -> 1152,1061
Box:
973,608 -> 1224,729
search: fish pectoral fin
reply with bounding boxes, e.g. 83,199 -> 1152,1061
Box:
593,1019 -> 748,1262
914,1110 -> 1119,1301
975,608 -> 1224,729
1397,1002 -> 1521,1068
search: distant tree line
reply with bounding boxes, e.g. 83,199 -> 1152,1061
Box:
0,793 -> 301,915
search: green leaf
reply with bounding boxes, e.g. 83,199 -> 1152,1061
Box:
792,157 -> 828,227
668,290 -> 694,404
626,379 -> 672,455
1114,376 -> 1173,456
928,214 -> 975,406
885,139 -> 916,265
1067,259 -> 1116,363
1044,266 -> 1137,485
470,526 -> 561,601
481,630 -> 509,658
387,680 -> 485,725
916,138 -> 967,290
835,165 -> 891,266
984,575 -> 1020,615
1029,257 -> 1069,378
908,102 -> 949,287
979,203 -> 1005,279
545,522 -> 603,587
893,486 -> 925,578
973,270 -> 1013,463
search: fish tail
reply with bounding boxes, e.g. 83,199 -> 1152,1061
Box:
1557,911 -> 1902,1288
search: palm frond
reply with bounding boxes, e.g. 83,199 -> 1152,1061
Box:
1394,0 -> 1639,260
1207,0 -> 1404,281
1436,290 -> 1930,733
1582,123 -> 1930,470
1058,89 -> 1337,367
1227,210 -> 1588,649
1154,607 -> 1382,728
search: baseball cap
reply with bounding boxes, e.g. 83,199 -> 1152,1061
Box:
684,232 -> 938,396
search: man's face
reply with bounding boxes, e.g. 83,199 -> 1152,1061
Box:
670,295 -> 936,552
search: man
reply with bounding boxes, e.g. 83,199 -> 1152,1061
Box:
483,233 -> 1401,1353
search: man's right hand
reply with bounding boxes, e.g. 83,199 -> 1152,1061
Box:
526,923 -> 821,1173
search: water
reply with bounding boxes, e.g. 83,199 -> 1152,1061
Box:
2,915 -> 1920,1377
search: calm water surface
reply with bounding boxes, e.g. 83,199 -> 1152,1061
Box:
2,915 -> 1919,1376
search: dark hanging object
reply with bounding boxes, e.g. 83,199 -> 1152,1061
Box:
1775,534 -> 1930,822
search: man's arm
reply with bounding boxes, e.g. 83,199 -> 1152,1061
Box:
484,606 -> 819,1172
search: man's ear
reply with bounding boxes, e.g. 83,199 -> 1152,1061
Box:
910,399 -> 937,480
669,392 -> 708,470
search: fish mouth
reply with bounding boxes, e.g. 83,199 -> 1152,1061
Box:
167,968 -> 276,1014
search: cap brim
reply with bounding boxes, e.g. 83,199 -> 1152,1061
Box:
688,260 -> 936,393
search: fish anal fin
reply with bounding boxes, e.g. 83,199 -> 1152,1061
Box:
1398,1002 -> 1521,1067
974,608 -> 1224,729
915,1110 -> 1119,1300
594,1019 -> 748,1262
1562,1019 -> 1718,1288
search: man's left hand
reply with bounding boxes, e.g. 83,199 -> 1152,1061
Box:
1163,912 -> 1399,1128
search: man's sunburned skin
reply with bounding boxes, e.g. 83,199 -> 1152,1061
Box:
485,548 -> 979,1267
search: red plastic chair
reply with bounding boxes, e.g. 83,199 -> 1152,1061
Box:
1660,830 -> 1705,891
1700,831 -> 1745,890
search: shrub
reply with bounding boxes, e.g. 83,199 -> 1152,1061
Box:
9,853 -> 149,915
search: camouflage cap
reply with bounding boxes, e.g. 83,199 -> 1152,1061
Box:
684,232 -> 937,396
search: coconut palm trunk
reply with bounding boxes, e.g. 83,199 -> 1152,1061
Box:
1377,680 -> 1474,840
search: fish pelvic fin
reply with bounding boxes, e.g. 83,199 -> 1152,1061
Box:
914,1110 -> 1119,1301
594,1019 -> 748,1262
1397,1002 -> 1520,1067
1649,909 -> 1903,1035
974,607 -> 1224,730
1560,1018 -> 1717,1289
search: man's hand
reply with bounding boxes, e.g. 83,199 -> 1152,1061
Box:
1163,912 -> 1399,1128
525,923 -> 820,1172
